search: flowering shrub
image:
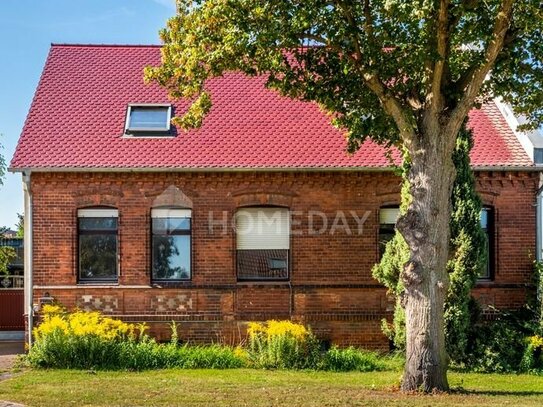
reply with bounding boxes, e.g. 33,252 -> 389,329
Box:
246,320 -> 321,369
34,304 -> 135,341
27,306 -> 243,370
520,335 -> 543,372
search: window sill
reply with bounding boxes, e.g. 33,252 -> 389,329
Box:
237,280 -> 291,287
151,281 -> 192,288
76,281 -> 119,287
475,279 -> 494,287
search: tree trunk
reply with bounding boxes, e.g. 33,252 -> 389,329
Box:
396,124 -> 456,392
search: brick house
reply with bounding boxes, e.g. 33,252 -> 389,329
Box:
9,44 -> 543,348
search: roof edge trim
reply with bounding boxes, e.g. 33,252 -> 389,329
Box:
8,165 -> 540,174
50,43 -> 162,48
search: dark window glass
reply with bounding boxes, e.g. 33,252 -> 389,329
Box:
152,215 -> 191,281
379,223 -> 396,259
479,207 -> 494,280
128,106 -> 169,130
79,217 -> 118,281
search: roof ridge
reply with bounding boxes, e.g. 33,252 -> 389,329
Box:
51,43 -> 162,48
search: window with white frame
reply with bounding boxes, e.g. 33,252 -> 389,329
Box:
125,104 -> 171,134
151,208 -> 191,281
78,208 -> 119,282
236,207 -> 290,280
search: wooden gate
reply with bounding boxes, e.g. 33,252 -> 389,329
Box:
0,276 -> 25,331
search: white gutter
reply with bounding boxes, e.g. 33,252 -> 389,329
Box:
537,185 -> 543,262
22,171 -> 33,347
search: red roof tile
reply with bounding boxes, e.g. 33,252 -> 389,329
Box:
10,44 -> 534,171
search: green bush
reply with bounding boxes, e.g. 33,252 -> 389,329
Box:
28,333 -> 245,371
246,321 -> 322,369
321,347 -> 386,372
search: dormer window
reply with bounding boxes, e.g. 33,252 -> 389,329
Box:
125,104 -> 171,135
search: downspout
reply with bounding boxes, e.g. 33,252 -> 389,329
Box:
22,171 -> 33,347
537,184 -> 543,263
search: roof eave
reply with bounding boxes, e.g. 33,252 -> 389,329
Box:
8,165 -> 542,174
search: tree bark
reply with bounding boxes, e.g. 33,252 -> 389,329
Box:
396,123 -> 456,392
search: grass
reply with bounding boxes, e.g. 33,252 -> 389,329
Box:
1,369 -> 543,406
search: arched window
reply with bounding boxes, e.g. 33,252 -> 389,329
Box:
236,207 -> 290,281
78,208 -> 118,282
151,208 -> 191,281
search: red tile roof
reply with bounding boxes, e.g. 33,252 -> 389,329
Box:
10,44 -> 534,171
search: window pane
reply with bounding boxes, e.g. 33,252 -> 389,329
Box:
152,235 -> 191,280
79,234 -> 117,280
480,209 -> 488,229
152,218 -> 190,234
129,107 -> 169,129
79,217 -> 117,231
379,208 -> 400,224
379,225 -> 396,259
152,218 -> 168,234
479,208 -> 492,279
168,217 -> 190,232
237,249 -> 289,280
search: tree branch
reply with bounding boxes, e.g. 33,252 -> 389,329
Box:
362,0 -> 375,48
448,0 -> 514,128
428,0 -> 450,112
332,0 -> 417,143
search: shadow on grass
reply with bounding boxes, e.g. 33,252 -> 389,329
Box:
451,388 -> 543,397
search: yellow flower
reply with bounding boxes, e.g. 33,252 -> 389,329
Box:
247,320 -> 309,341
266,320 -> 308,340
247,322 -> 265,338
34,306 -> 137,342
41,304 -> 64,316
528,335 -> 543,349
34,314 -> 69,340
233,346 -> 249,361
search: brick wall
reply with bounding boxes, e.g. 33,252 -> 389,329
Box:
29,170 -> 539,348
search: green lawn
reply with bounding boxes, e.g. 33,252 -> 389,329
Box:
1,369 -> 542,406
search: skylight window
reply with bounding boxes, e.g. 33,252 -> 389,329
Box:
125,104 -> 171,134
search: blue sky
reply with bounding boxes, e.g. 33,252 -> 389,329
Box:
0,0 -> 175,229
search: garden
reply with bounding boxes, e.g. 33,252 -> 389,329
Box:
1,304 -> 543,406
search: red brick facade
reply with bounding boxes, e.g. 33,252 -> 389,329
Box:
30,170 -> 538,349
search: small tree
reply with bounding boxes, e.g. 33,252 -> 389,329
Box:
16,213 -> 24,238
0,245 -> 16,278
146,0 -> 542,391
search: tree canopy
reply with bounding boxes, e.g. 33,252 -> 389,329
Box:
147,0 -> 543,393
146,0 -> 542,144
